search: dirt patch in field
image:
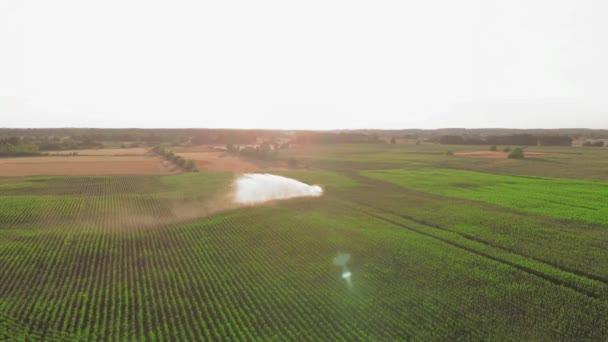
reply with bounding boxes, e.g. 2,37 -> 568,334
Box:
455,151 -> 508,159
455,151 -> 555,159
177,151 -> 286,172
0,155 -> 175,176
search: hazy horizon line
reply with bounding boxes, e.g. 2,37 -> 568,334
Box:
1,126 -> 607,131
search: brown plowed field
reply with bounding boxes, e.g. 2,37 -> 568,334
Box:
0,155 -> 175,176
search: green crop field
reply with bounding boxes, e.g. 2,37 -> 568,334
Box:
2,144 -> 608,340
362,168 -> 608,226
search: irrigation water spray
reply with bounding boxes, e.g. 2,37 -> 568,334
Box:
233,173 -> 323,205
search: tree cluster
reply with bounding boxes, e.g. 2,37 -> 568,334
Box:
582,141 -> 605,147
227,143 -> 279,160
508,148 -> 525,159
37,137 -> 104,151
152,146 -> 198,172
0,137 -> 41,157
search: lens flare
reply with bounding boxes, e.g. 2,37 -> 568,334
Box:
333,253 -> 353,289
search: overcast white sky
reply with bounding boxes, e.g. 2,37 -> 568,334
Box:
1,0 -> 607,129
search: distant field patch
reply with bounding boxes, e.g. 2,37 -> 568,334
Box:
362,168 -> 608,226
172,145 -> 220,153
177,151 -> 286,172
273,170 -> 359,191
454,151 -> 555,159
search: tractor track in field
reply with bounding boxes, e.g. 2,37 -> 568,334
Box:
333,172 -> 608,300
358,206 -> 603,300
371,204 -> 608,286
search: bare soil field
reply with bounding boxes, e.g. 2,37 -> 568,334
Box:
0,155 -> 174,176
177,151 -> 286,172
49,148 -> 150,156
455,151 -> 554,159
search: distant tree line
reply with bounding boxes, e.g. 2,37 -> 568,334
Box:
6,128 -> 608,149
192,130 -> 260,145
439,134 -> 573,146
293,132 -> 385,144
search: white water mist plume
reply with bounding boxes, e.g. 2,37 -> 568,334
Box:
233,173 -> 323,205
